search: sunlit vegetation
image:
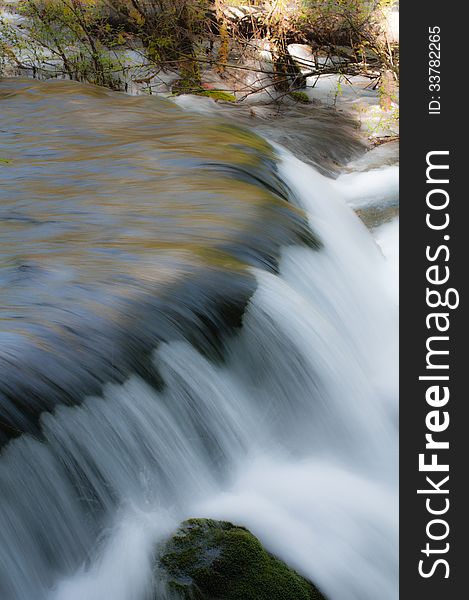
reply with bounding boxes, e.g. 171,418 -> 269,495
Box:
1,0 -> 398,98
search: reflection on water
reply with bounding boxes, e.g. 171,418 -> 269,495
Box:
0,78 -> 319,442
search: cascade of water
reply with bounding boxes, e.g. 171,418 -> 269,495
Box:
0,80 -> 398,600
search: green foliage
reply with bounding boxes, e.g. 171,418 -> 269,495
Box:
364,104 -> 399,137
113,0 -> 209,77
1,0 -> 123,86
1,0 -> 398,101
3,0 -> 212,88
160,519 -> 327,600
301,0 -> 378,21
297,0 -> 399,78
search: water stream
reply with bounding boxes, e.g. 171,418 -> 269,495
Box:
0,79 -> 398,600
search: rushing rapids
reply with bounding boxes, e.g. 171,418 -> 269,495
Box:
0,79 -> 398,600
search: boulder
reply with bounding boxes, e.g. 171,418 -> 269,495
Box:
158,518 -> 326,600
287,44 -> 316,73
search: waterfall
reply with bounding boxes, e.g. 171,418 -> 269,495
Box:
0,79 -> 398,600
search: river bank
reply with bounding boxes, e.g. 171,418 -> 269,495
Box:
1,0 -> 399,145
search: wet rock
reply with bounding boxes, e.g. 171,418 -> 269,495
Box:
287,44 -> 316,73
158,518 -> 326,600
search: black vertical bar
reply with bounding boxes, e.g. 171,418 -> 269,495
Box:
400,2 -> 466,599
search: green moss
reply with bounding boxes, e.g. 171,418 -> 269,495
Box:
0,158 -> 12,164
288,91 -> 311,104
171,83 -> 236,102
159,519 -> 327,600
197,90 -> 236,102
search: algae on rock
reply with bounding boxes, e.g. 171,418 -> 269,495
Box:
158,518 -> 327,600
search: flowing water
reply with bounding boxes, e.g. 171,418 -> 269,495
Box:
0,79 -> 398,600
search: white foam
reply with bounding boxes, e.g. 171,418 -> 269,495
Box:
374,217 -> 399,304
334,166 -> 399,209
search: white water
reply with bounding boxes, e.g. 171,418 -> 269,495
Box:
374,217 -> 399,305
1,150 -> 398,600
334,166 -> 399,210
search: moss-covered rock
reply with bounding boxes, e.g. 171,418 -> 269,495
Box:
172,85 -> 237,102
198,90 -> 236,102
288,91 -> 311,104
159,518 -> 326,600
